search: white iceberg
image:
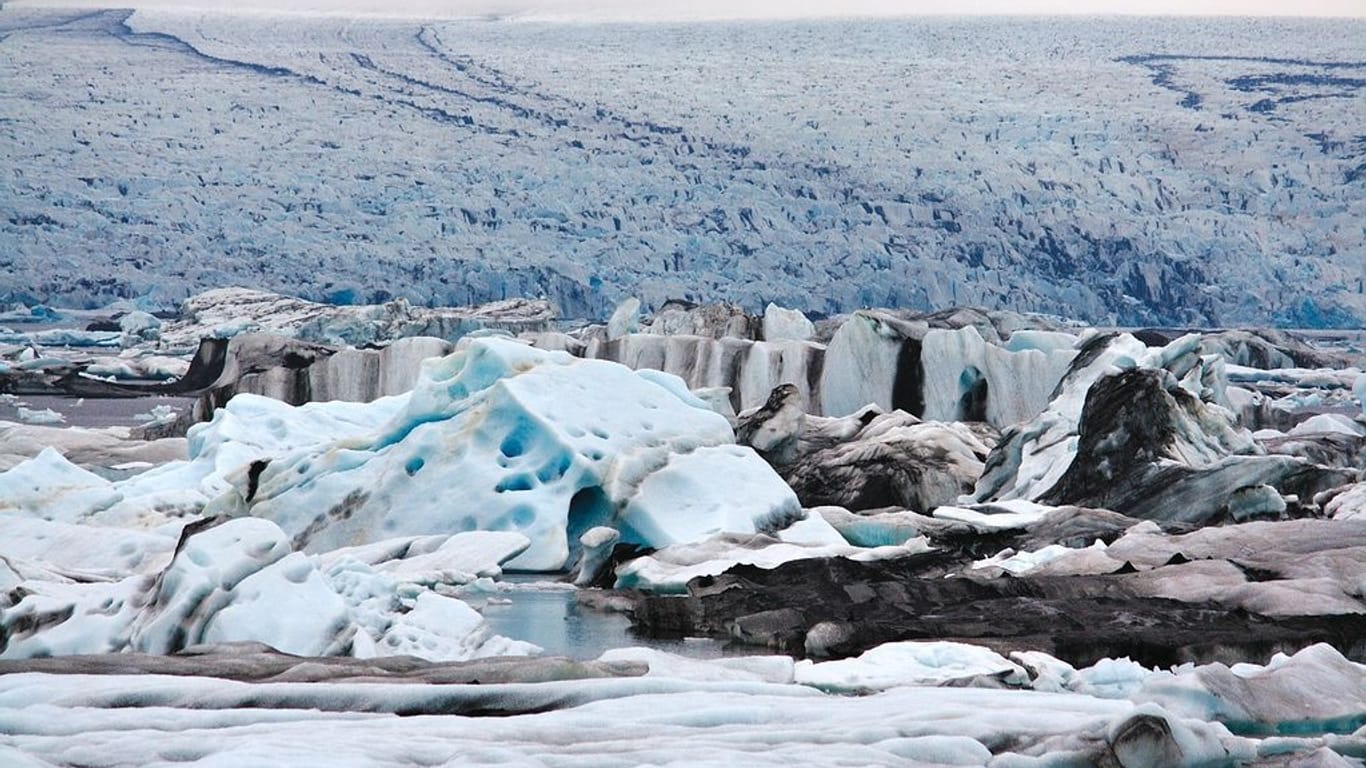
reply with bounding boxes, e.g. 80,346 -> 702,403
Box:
215,337 -> 798,570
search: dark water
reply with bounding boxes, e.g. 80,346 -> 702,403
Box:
2,394 -> 196,430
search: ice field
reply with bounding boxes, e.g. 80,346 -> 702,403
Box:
0,8 -> 1363,325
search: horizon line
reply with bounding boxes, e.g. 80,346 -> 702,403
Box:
6,0 -> 1366,22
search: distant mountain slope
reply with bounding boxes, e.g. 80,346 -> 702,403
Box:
0,9 -> 1362,326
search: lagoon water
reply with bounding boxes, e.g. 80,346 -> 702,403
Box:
479,580 -> 735,660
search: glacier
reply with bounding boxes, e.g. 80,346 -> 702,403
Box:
0,8 -> 1363,327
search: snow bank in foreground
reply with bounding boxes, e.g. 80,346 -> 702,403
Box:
6,651 -> 1352,768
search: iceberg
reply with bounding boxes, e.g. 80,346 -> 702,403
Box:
212,337 -> 798,570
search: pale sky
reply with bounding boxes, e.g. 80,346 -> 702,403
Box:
10,0 -> 1366,18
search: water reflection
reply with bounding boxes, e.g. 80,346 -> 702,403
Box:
479,585 -> 739,660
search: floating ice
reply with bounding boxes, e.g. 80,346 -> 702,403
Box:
598,647 -> 795,683
762,303 -> 814,342
794,641 -> 1028,692
0,447 -> 121,522
613,532 -> 927,593
15,406 -> 64,425
375,591 -> 540,662
129,518 -> 354,657
218,337 -> 796,570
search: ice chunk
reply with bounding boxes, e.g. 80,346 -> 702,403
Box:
919,325 -> 1077,426
613,532 -> 926,593
794,641 -> 1028,692
1320,483 -> 1366,520
934,499 -> 1054,529
762,303 -> 814,342
1288,412 -> 1366,438
1131,643 -> 1366,732
775,512 -> 849,546
598,647 -> 795,683
377,591 -> 540,662
226,338 -> 789,570
1225,484 -> 1287,521
0,514 -> 175,577
972,541 -> 1105,575
819,310 -> 912,419
130,518 -> 353,657
118,310 -> 161,343
199,551 -> 352,656
616,444 -> 801,547
316,531 -> 530,587
0,447 -> 121,522
606,297 -> 641,340
16,406 -> 64,425
573,526 -> 621,586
